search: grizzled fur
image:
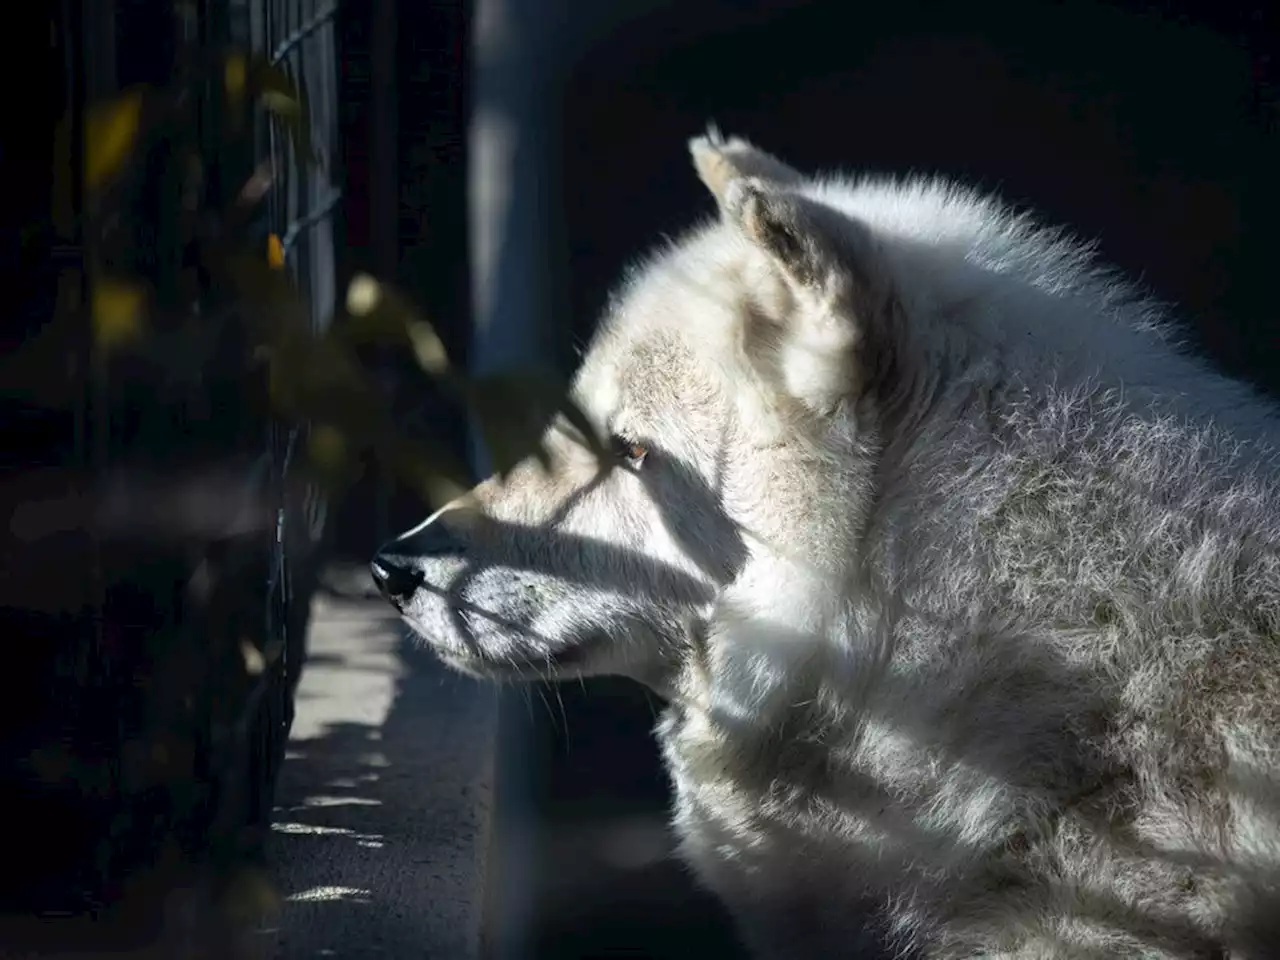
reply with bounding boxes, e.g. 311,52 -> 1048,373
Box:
374,129 -> 1280,958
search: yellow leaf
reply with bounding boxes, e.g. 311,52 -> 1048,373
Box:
250,60 -> 318,167
346,273 -> 382,316
339,274 -> 453,374
224,53 -> 248,101
308,424 -> 347,470
85,88 -> 145,192
238,162 -> 274,207
408,321 -> 449,375
267,233 -> 286,269
224,53 -> 249,134
240,638 -> 265,677
93,277 -> 146,349
260,89 -> 301,117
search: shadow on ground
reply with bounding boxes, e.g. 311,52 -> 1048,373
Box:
259,591 -> 495,958
263,575 -> 742,959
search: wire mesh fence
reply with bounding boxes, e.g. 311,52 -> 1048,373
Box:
240,0 -> 344,862
1,0 -> 343,950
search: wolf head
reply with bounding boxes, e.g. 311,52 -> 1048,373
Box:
372,130 -> 900,688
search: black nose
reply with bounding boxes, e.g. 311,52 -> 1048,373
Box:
369,553 -> 423,608
370,520 -> 465,608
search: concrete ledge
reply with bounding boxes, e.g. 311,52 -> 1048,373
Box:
261,579 -> 498,959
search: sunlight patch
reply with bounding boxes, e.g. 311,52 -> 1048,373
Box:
273,821 -> 386,846
298,795 -> 383,808
285,885 -> 373,904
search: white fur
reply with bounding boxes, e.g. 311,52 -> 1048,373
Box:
377,129 -> 1280,959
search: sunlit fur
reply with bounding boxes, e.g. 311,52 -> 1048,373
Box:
379,130 -> 1280,959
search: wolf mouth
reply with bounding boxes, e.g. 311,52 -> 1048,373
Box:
399,585 -> 609,680
428,620 -> 608,680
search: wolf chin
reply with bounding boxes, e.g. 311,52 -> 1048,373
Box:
372,129 -> 1280,959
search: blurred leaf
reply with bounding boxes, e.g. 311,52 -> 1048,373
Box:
224,52 -> 248,101
249,60 -> 317,167
407,322 -> 450,376
345,273 -> 382,317
267,232 -> 286,269
225,264 -> 474,507
308,424 -> 347,471
304,423 -> 364,489
468,372 -> 572,476
338,273 -> 452,375
237,161 -> 275,208
239,638 -> 265,677
261,88 -> 299,116
307,424 -> 368,491
92,274 -> 147,350
224,53 -> 249,135
85,87 -> 146,192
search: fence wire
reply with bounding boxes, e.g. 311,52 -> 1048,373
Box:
239,0 -> 343,852
30,0 -> 343,928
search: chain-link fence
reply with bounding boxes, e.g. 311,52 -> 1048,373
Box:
3,0 -> 343,946
238,0 -> 344,860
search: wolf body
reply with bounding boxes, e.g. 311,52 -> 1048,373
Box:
373,131 -> 1280,958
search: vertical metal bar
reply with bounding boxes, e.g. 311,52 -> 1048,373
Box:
81,0 -> 117,100
370,0 -> 397,281
80,0 -> 117,673
370,0 -> 398,545
469,1 -> 559,956
61,0 -> 92,702
468,1 -> 553,406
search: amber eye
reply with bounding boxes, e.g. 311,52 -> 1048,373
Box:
611,434 -> 649,467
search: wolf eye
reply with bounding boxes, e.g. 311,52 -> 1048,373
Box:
611,434 -> 649,467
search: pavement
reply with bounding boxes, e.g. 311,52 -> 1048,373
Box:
255,565 -> 744,960
260,574 -> 498,959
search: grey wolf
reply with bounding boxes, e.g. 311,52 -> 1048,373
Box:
373,129 -> 1280,958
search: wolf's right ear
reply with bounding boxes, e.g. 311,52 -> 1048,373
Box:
688,127 -> 804,215
707,170 -> 894,414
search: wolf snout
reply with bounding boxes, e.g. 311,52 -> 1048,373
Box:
369,554 -> 423,609
370,517 -> 466,609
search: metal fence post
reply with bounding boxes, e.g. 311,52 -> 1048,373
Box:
370,0 -> 398,546
469,0 -> 560,954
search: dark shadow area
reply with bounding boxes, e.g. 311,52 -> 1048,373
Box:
524,676 -> 746,959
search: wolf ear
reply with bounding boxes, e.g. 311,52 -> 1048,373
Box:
688,126 -> 804,211
734,185 -> 888,410
689,129 -> 873,295
722,181 -> 854,291
690,131 -> 893,411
